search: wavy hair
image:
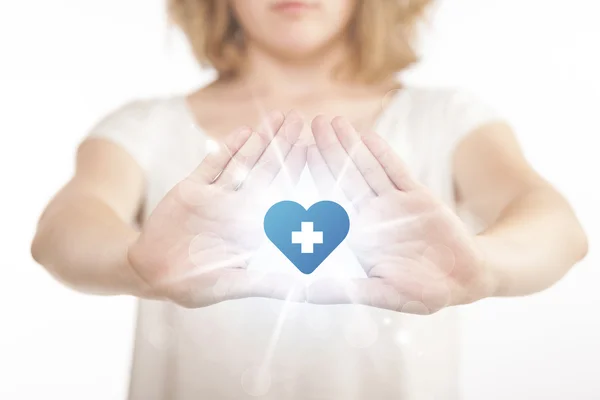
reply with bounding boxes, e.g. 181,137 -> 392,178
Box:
168,0 -> 432,83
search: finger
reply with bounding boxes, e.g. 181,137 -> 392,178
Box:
176,269 -> 306,307
331,117 -> 396,195
306,145 -> 357,218
311,116 -> 375,205
361,132 -> 421,191
190,126 -> 253,184
306,278 -> 429,314
250,143 -> 308,208
278,142 -> 308,195
243,110 -> 304,189
218,270 -> 306,303
216,111 -> 285,190
306,144 -> 343,201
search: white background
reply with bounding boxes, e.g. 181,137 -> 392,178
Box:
0,0 -> 598,399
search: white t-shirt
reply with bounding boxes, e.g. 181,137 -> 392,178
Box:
88,86 -> 502,400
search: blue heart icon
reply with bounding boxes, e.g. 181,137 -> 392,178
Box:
264,201 -> 350,274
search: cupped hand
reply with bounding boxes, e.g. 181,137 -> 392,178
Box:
127,111 -> 307,307
306,116 -> 495,314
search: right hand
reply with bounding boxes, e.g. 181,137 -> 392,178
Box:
127,111 -> 307,308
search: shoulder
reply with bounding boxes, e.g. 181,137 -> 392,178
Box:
398,85 -> 503,132
85,96 -> 190,172
93,96 -> 186,130
89,95 -> 194,143
399,85 -> 486,111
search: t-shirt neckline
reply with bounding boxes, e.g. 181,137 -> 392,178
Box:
177,84 -> 408,139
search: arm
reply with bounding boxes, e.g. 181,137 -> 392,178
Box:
31,138 -> 150,297
306,116 -> 588,313
32,111 -> 309,307
454,122 -> 589,297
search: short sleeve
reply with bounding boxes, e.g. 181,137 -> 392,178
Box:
443,90 -> 505,148
440,90 -> 506,229
86,100 -> 158,172
420,89 -> 506,215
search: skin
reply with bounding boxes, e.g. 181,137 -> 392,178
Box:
31,0 -> 588,313
305,117 -> 588,312
127,111 -> 308,307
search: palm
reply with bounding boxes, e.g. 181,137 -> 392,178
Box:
128,111 -> 307,308
131,188 -> 263,298
307,116 -> 489,313
350,191 -> 484,312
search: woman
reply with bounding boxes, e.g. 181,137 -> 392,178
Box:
31,0 -> 588,399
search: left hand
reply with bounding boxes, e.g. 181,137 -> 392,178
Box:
306,116 -> 496,314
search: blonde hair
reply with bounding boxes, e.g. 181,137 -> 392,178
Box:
168,0 -> 432,83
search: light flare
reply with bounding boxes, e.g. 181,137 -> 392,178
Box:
250,96 -> 295,186
206,139 -> 220,154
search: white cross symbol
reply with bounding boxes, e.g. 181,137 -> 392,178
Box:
291,222 -> 324,254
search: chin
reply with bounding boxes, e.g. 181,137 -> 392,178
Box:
266,36 -> 339,60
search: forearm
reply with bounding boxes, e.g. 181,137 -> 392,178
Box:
31,192 -> 149,297
475,186 -> 588,297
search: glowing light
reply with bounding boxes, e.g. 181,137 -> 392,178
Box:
206,139 -> 220,154
234,167 -> 250,187
163,251 -> 256,287
383,317 -> 392,325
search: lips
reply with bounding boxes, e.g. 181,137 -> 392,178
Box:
271,1 -> 317,13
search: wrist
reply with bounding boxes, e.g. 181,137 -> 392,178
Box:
473,234 -> 510,299
121,231 -> 158,299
